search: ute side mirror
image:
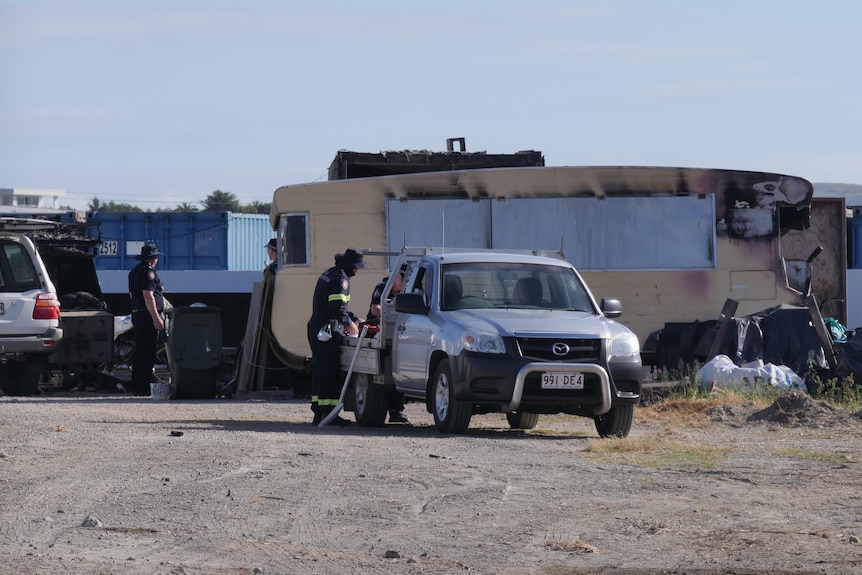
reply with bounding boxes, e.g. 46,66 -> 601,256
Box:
394,292 -> 429,315
600,297 -> 622,318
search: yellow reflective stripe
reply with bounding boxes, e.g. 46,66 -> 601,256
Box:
311,396 -> 339,406
327,294 -> 350,302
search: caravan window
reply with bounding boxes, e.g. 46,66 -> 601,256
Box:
279,213 -> 309,266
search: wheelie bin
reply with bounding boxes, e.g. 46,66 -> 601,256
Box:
164,305 -> 222,399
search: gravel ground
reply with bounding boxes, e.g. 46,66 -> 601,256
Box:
1,391 -> 861,575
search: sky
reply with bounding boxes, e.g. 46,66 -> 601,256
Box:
2,0 -> 861,212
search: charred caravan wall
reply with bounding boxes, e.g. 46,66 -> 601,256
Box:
328,146 -> 545,180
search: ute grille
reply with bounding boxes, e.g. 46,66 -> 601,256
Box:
516,337 -> 601,362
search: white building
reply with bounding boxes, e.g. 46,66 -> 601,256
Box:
0,188 -> 67,213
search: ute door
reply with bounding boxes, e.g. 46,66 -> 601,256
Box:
393,264 -> 434,393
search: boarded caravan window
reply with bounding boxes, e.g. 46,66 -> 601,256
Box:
388,196 -> 717,271
280,213 -> 309,266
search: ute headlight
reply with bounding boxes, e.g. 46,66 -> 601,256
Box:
463,331 -> 506,354
610,332 -> 640,359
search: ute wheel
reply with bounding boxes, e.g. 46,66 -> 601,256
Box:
506,411 -> 540,430
0,361 -> 43,396
431,359 -> 471,434
353,372 -> 388,427
594,404 -> 634,438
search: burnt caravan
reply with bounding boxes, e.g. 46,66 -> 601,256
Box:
265,164 -> 842,366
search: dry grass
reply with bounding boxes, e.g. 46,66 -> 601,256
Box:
543,537 -> 601,554
582,434 -> 729,470
636,389 -> 772,427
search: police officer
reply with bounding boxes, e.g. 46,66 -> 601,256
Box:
307,248 -> 365,425
128,243 -> 166,396
366,264 -> 409,423
366,264 -> 407,325
263,238 -> 278,281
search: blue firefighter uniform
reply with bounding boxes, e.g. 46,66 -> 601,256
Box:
306,248 -> 366,425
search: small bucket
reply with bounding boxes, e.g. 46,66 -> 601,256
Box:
150,382 -> 175,401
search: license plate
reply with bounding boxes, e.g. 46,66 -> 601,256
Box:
541,372 -> 584,389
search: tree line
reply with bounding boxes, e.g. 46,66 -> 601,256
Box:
86,190 -> 270,214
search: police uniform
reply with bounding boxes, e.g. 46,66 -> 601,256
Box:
365,266 -> 409,423
306,248 -> 365,425
263,238 -> 278,281
128,244 -> 166,396
365,278 -> 388,324
366,264 -> 407,325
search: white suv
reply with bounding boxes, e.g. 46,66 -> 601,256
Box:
0,219 -> 63,395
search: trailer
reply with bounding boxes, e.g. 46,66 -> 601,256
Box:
261,163 -> 844,372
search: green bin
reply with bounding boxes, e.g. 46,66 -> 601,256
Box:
164,306 -> 222,399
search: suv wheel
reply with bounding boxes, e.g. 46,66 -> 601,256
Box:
0,360 -> 45,396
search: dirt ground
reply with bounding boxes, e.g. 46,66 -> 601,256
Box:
1,390 -> 861,575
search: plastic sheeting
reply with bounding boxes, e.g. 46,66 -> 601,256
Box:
836,331 -> 862,381
717,304 -> 828,376
697,354 -> 807,392
650,304 -> 855,383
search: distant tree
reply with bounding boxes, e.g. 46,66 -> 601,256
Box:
88,197 -> 143,212
176,202 -> 199,212
244,201 -> 271,215
201,190 -> 241,212
85,193 -> 268,213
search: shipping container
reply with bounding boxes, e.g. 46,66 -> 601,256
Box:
91,211 -> 273,271
851,207 -> 862,269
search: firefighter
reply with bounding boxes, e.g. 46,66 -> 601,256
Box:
128,243 -> 166,396
306,248 -> 365,425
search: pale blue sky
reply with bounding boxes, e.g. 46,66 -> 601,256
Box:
2,0 -> 860,211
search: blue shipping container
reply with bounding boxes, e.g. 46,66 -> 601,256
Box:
91,212 -> 274,271
854,208 -> 862,269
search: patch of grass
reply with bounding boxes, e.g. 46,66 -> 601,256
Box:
774,448 -> 851,465
807,370 -> 862,412
583,435 -> 727,470
653,358 -> 862,413
637,388 -> 773,428
543,537 -> 600,554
